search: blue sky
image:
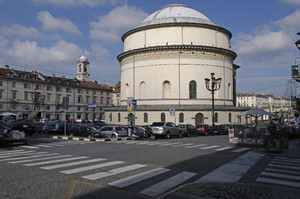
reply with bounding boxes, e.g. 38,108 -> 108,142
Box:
0,0 -> 300,97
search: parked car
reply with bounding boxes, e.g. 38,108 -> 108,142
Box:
130,126 -> 152,139
0,122 -> 28,145
57,123 -> 74,135
44,122 -> 59,134
99,125 -> 127,138
217,125 -> 229,135
178,124 -> 198,137
150,122 -> 183,139
8,120 -> 36,136
69,124 -> 103,138
195,124 -> 214,136
35,122 -> 46,133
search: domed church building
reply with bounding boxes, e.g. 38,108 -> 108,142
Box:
106,4 -> 247,126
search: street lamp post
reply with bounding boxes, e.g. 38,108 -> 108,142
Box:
205,73 -> 222,127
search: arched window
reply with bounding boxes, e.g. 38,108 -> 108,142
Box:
228,113 -> 232,123
215,112 -> 218,123
189,80 -> 197,99
163,81 -> 170,98
140,81 -> 146,99
179,113 -> 184,123
144,113 -> 148,123
161,113 -> 166,122
118,113 -> 121,122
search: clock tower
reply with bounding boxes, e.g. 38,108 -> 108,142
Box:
76,50 -> 90,82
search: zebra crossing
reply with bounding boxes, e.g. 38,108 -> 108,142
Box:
0,149 -> 197,197
19,140 -> 96,149
256,156 -> 300,188
108,140 -> 250,153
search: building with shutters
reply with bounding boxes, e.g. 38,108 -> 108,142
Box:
0,52 -> 113,121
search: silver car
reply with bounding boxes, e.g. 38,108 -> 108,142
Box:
99,125 -> 127,138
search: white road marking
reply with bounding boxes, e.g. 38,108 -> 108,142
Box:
0,151 -> 36,158
23,156 -> 88,166
172,143 -> 194,147
198,145 -> 220,150
41,158 -> 106,170
231,147 -> 250,153
261,171 -> 300,181
257,177 -> 300,188
214,146 -> 234,151
195,151 -> 264,183
139,171 -> 197,197
265,168 -> 300,175
268,163 -> 300,170
9,154 -> 72,164
185,144 -> 207,148
0,152 -> 48,162
60,161 -> 125,174
108,168 -> 171,188
82,164 -> 147,180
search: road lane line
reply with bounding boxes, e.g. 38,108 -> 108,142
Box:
172,143 -> 194,147
0,151 -> 36,158
214,146 -> 234,151
108,168 -> 171,188
257,177 -> 300,188
24,156 -> 88,166
261,171 -> 300,180
198,145 -> 220,150
41,158 -> 106,170
139,171 -> 197,197
60,161 -> 125,174
185,144 -> 207,148
231,147 -> 250,153
265,168 -> 300,175
268,163 -> 300,171
0,152 -> 48,162
195,151 -> 264,183
9,154 -> 72,164
82,164 -> 147,180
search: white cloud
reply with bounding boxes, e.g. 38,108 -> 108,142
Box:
7,40 -> 81,65
281,0 -> 300,6
275,9 -> 300,31
90,5 -> 148,42
0,24 -> 40,37
32,0 -> 117,7
37,11 -> 81,35
234,30 -> 291,55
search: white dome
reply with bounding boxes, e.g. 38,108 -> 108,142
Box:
79,51 -> 87,62
138,4 -> 215,27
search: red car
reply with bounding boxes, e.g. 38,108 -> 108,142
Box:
195,124 -> 214,136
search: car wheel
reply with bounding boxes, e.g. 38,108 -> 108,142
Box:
178,132 -> 183,138
149,134 -> 156,140
45,130 -> 49,134
165,132 -> 170,139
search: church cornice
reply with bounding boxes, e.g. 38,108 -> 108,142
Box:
122,22 -> 232,42
117,45 -> 237,62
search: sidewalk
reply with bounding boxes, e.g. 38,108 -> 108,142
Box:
161,138 -> 300,199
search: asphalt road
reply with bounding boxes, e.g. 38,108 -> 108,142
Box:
1,134 -> 299,199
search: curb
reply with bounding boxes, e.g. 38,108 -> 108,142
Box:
52,135 -> 133,142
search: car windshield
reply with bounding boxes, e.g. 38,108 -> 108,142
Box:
151,122 -> 164,126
